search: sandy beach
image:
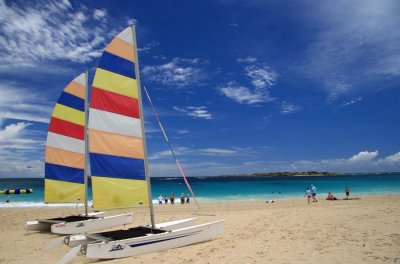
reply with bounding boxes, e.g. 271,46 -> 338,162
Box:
0,195 -> 399,264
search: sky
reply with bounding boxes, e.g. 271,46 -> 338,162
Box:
0,0 -> 399,178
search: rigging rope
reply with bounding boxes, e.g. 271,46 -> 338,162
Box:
143,86 -> 200,208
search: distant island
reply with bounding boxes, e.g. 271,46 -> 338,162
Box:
217,171 -> 400,177
218,171 -> 337,177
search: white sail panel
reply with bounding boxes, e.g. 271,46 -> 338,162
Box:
88,108 -> 143,138
46,132 -> 85,154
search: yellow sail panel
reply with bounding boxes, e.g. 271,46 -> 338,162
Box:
92,68 -> 138,99
52,103 -> 85,126
91,176 -> 149,209
44,179 -> 84,203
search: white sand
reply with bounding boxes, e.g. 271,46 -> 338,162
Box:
0,195 -> 399,264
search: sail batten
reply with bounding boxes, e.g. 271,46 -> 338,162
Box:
44,73 -> 87,203
89,26 -> 149,209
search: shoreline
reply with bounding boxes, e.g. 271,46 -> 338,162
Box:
1,192 -> 399,209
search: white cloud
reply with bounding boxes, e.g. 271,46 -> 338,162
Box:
126,18 -> 138,26
149,146 -> 241,160
301,0 -> 400,99
281,101 -> 301,114
245,65 -> 277,89
0,121 -> 45,178
349,150 -> 379,162
0,122 -> 31,140
219,63 -> 277,105
0,0 -> 111,68
342,97 -> 363,107
142,57 -> 206,88
237,56 -> 257,63
93,9 -> 107,21
218,82 -> 274,104
198,148 -> 238,156
0,83 -> 52,123
377,152 -> 400,165
173,106 -> 213,120
148,149 -> 400,177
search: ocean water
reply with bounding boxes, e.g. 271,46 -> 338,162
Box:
0,173 -> 399,207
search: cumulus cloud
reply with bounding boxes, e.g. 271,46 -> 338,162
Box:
142,58 -> 206,88
147,149 -> 400,176
219,82 -> 274,105
245,65 -> 277,89
377,152 -> 400,164
218,63 -> 277,105
349,150 -> 379,162
173,106 -> 213,120
0,122 -> 31,140
93,9 -> 107,21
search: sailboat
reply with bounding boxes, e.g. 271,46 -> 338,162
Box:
25,73 -> 133,234
56,26 -> 224,263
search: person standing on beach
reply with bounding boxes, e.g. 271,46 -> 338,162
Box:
311,184 -> 318,202
164,195 -> 168,205
304,187 -> 312,204
170,193 -> 175,204
158,194 -> 163,205
186,194 -> 190,204
180,193 -> 185,204
345,187 -> 350,199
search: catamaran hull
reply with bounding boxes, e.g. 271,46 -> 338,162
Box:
51,213 -> 133,234
84,220 -> 224,259
67,218 -> 198,247
25,212 -> 106,232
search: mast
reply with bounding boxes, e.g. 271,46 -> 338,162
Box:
83,70 -> 89,216
131,25 -> 155,228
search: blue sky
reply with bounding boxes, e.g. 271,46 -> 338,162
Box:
0,0 -> 399,178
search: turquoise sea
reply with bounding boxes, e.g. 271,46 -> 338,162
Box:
1,173 -> 399,207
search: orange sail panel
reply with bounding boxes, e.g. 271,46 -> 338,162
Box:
89,27 -> 149,209
44,73 -> 86,203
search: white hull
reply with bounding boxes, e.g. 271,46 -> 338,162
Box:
26,212 -> 133,235
76,220 -> 223,260
52,213 -> 133,235
85,220 -> 223,259
66,218 -> 198,247
26,212 -> 105,232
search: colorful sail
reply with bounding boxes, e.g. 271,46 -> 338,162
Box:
89,26 -> 149,209
44,73 -> 87,203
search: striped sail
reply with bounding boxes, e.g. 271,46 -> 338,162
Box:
89,27 -> 149,209
44,73 -> 87,203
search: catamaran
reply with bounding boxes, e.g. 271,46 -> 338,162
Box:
25,73 -> 133,234
54,25 -> 224,263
